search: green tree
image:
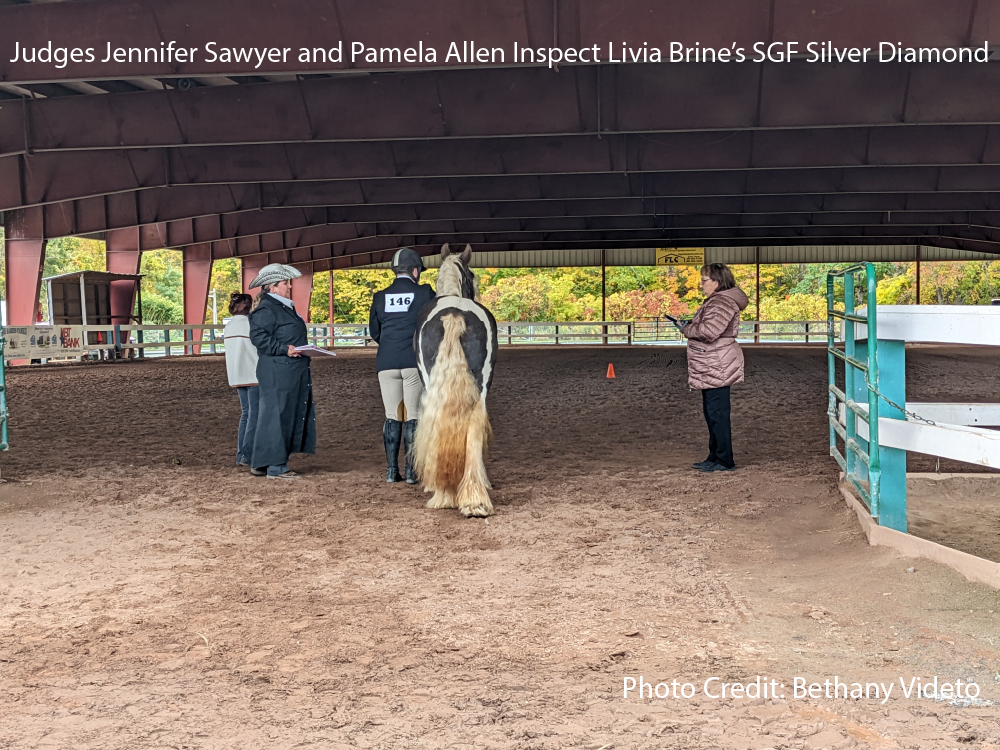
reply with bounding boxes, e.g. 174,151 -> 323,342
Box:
606,289 -> 689,320
139,249 -> 183,324
328,269 -> 396,323
206,258 -> 242,322
480,275 -> 552,321
759,293 -> 829,321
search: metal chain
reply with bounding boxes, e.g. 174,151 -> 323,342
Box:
863,373 -> 936,426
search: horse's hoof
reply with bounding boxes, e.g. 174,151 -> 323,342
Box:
460,504 -> 493,518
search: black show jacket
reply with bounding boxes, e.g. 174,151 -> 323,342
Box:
368,276 -> 436,372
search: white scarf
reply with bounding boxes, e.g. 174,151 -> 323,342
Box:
268,292 -> 294,308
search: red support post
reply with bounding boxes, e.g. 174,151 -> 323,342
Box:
182,244 -> 213,354
3,208 -> 47,327
241,255 -> 269,294
291,270 -> 314,322
106,227 -> 141,327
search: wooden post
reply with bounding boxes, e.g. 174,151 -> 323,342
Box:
754,247 -> 761,344
915,246 -> 921,305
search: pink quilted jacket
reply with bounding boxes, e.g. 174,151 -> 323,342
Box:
683,287 -> 750,390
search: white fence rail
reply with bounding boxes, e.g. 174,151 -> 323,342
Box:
34,319 -> 836,360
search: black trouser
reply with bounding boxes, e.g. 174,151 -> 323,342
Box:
701,386 -> 734,468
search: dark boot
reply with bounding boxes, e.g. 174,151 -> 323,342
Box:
383,419 -> 403,483
402,419 -> 419,485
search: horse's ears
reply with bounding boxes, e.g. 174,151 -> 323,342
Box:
460,244 -> 473,264
440,243 -> 452,259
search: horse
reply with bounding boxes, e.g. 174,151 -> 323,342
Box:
413,244 -> 499,517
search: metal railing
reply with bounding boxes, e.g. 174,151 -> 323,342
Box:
827,263 -> 882,518
72,322 -> 637,356
634,318 -> 837,344
46,318 -> 838,360
71,323 -> 372,358
495,321 -> 633,345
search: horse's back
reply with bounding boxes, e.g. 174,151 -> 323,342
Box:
416,296 -> 497,393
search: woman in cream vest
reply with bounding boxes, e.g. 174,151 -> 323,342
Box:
223,293 -> 259,466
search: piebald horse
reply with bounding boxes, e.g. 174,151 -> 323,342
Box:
414,244 -> 499,517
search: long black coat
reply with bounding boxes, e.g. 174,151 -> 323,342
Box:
249,294 -> 316,467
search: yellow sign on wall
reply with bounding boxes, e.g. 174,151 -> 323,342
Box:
656,247 -> 705,266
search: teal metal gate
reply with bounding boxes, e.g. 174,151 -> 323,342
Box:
826,264 -> 882,519
0,330 -> 8,451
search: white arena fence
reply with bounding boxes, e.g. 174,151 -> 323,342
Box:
29,319 -> 836,360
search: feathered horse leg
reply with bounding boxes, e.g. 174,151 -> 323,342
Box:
425,488 -> 457,509
457,398 -> 494,517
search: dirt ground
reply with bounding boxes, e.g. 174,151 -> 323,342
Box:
1,345 -> 999,750
908,476 -> 1000,564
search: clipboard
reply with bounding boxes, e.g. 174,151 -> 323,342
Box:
292,345 -> 337,357
664,314 -> 687,331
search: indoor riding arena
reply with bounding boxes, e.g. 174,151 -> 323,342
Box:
2,346 -> 999,749
3,1 -> 1000,749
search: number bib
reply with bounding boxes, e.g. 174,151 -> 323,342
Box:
385,293 -> 415,313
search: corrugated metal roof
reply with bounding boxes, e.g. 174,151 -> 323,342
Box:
366,245 -> 995,269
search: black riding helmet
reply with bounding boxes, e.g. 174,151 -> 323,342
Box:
391,247 -> 424,274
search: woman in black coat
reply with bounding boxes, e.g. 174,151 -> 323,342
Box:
248,263 -> 316,479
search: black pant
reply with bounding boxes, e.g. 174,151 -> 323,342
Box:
701,386 -> 734,468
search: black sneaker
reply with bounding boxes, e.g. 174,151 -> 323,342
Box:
700,462 -> 735,473
692,459 -> 716,470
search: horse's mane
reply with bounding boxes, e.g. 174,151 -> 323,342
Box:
436,244 -> 479,300
436,255 -> 465,297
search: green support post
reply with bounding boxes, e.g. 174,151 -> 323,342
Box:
0,330 -> 8,450
864,265 -> 882,520
844,274 -> 857,482
827,275 -> 837,456
876,340 -> 907,531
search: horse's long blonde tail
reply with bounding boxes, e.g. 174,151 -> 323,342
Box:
415,314 -> 487,500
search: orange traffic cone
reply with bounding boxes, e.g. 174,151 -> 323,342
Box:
606,363 -> 616,379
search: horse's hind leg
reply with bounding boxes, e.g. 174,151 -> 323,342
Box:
457,404 -> 493,518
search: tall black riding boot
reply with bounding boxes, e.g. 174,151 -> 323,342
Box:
402,419 -> 419,485
383,419 -> 403,483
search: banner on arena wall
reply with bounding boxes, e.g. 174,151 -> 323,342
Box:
3,325 -> 85,360
655,248 -> 705,266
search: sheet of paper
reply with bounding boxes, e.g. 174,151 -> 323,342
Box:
293,345 -> 337,357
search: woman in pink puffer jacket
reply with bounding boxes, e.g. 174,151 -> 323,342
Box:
680,263 -> 749,473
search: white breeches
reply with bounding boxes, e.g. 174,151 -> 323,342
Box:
378,368 -> 423,421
